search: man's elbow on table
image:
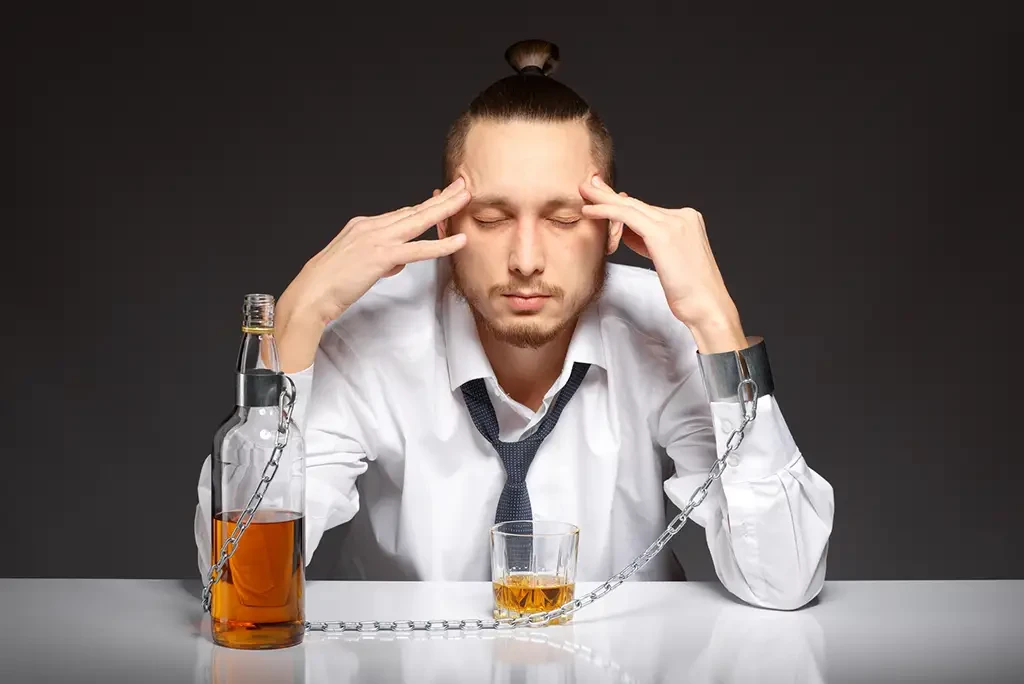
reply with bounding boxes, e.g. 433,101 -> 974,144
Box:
729,544 -> 829,611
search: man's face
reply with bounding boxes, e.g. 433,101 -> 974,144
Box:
442,119 -> 618,349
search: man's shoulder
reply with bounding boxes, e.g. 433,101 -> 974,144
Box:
599,263 -> 697,356
322,260 -> 442,349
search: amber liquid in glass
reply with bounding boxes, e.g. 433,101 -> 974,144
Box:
211,509 -> 305,649
493,573 -> 575,624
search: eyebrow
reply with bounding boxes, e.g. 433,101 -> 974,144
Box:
468,194 -> 584,212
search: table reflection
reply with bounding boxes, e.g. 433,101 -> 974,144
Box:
687,602 -> 826,683
193,599 -> 825,684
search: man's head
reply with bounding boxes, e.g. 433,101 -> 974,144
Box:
437,40 -> 621,349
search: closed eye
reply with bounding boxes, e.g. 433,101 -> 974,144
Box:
473,217 -> 508,227
473,216 -> 580,227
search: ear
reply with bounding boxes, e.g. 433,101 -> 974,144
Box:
432,188 -> 451,238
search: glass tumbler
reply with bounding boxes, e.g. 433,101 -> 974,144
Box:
491,520 -> 579,623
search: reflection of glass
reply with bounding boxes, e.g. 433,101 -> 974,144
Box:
312,629 -> 639,684
491,521 -> 579,623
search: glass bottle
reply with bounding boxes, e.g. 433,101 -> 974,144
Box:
210,293 -> 306,649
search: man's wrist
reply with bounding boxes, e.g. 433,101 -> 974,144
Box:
688,307 -> 747,354
277,306 -> 325,374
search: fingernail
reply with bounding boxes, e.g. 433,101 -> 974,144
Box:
591,176 -> 603,187
452,177 -> 466,191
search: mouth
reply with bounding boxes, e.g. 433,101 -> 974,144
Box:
502,293 -> 550,312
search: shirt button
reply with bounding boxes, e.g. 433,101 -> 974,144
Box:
726,453 -> 740,467
720,418 -> 734,434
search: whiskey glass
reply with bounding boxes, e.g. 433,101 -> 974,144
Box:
491,521 -> 579,623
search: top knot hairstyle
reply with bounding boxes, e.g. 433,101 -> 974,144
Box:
443,39 -> 614,185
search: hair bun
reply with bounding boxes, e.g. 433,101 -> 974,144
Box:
504,39 -> 560,76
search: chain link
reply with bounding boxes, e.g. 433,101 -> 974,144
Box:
203,374 -> 758,631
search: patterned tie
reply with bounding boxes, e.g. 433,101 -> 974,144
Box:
460,363 -> 590,568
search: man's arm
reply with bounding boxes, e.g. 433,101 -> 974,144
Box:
656,341 -> 834,610
194,332 -> 373,576
196,180 -> 472,576
579,174 -> 833,608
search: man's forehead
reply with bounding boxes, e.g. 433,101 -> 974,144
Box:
459,119 -> 597,197
468,193 -> 584,211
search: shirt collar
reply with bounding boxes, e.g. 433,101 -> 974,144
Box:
441,284 -> 607,392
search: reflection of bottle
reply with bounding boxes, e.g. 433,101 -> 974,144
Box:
210,294 -> 306,650
210,637 -> 307,684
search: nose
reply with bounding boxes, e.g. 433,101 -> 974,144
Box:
507,219 -> 545,277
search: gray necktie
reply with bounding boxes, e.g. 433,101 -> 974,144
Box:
460,362 -> 590,565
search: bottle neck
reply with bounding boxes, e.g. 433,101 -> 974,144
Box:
236,294 -> 282,406
236,330 -> 280,374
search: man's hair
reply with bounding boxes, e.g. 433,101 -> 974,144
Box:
443,39 -> 615,185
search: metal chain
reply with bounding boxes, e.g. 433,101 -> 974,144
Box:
201,376 -> 297,613
203,375 -> 758,632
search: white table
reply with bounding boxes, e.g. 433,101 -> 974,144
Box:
1,579 -> 1021,682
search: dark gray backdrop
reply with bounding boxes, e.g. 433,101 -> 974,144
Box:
7,3 -> 1020,582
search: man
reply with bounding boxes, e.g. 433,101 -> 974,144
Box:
195,40 -> 834,610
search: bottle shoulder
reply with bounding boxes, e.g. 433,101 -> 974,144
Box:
213,407 -> 304,453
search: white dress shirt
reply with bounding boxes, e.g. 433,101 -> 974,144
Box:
195,260 -> 834,610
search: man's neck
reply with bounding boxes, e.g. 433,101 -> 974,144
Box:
477,322 -> 577,413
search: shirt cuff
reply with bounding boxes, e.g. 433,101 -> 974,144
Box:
710,395 -> 801,483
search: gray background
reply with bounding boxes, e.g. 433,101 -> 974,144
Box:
6,3 -> 1019,581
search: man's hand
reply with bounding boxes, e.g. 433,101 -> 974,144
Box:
275,177 -> 471,372
580,175 -> 747,354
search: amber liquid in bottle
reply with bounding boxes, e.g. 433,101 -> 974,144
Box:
211,508 -> 305,649
493,574 -> 575,624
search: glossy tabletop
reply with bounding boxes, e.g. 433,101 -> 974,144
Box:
1,579 -> 1021,683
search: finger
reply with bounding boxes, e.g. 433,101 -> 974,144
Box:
315,179 -> 467,261
621,228 -> 650,258
370,177 -> 467,229
389,189 -> 472,240
582,181 -> 664,221
370,205 -> 418,228
377,193 -> 446,229
611,190 -> 629,229
370,204 -> 413,222
392,233 -> 468,265
580,177 -> 663,221
580,203 -> 658,237
608,190 -> 627,237
323,205 -> 414,255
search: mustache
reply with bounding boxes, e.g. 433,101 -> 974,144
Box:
489,282 -> 564,298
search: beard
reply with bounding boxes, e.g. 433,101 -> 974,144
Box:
448,257 -> 608,349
